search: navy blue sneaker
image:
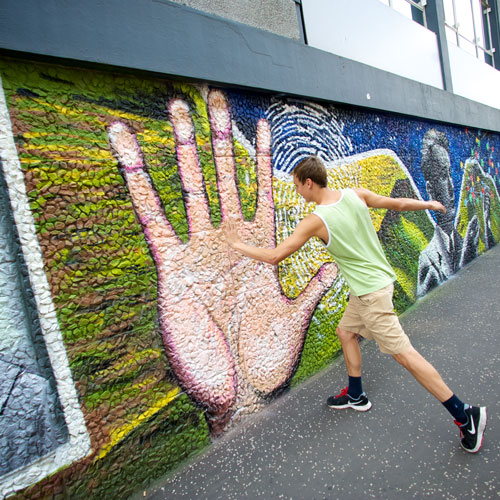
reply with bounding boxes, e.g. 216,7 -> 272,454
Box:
455,406 -> 487,453
327,386 -> 372,412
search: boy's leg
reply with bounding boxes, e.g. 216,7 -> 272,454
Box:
392,346 -> 452,401
337,326 -> 362,377
393,346 -> 487,453
327,326 -> 372,411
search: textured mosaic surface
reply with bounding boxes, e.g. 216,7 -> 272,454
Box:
0,59 -> 499,499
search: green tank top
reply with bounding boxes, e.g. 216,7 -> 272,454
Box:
313,189 -> 396,296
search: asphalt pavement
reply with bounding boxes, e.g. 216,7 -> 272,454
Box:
132,244 -> 500,500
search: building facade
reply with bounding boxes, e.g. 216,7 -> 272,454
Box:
0,1 -> 499,498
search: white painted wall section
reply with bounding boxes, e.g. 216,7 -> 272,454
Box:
448,43 -> 500,111
302,0 -> 443,89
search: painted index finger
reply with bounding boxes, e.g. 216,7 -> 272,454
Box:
254,119 -> 275,244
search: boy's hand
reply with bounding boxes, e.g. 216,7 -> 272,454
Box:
429,200 -> 446,213
223,219 -> 240,249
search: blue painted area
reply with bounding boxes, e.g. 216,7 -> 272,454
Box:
226,91 -> 500,212
337,109 -> 488,207
225,89 -> 269,148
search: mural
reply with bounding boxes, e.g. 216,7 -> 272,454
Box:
0,58 -> 499,499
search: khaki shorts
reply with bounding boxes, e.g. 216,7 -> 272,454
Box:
338,283 -> 412,355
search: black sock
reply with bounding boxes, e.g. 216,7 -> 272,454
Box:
348,376 -> 363,399
442,394 -> 468,424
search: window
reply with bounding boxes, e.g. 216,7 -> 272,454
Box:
444,0 -> 496,64
378,0 -> 428,27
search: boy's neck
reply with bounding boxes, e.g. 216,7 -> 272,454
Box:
313,186 -> 341,205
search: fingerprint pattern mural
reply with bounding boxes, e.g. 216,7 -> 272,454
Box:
0,59 -> 499,499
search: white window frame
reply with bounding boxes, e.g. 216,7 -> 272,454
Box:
444,0 -> 496,62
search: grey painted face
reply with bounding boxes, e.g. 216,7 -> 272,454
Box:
421,129 -> 455,230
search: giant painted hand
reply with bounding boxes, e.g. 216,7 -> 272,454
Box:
107,90 -> 336,431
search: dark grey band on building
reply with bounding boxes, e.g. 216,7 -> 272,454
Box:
0,0 -> 499,132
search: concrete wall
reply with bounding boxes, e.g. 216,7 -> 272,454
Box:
301,0 -> 500,110
168,0 -> 301,39
1,57 -> 500,499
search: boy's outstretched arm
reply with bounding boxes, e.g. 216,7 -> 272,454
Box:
224,215 -> 323,265
354,187 -> 446,213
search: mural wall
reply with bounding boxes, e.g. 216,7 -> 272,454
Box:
0,58 -> 499,499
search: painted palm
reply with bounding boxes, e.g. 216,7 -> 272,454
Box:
108,90 -> 337,432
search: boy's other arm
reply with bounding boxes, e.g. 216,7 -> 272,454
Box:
354,187 -> 446,213
225,214 -> 324,265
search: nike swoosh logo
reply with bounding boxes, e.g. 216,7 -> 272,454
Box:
468,416 -> 476,435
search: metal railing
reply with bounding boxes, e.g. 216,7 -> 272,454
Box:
444,0 -> 495,62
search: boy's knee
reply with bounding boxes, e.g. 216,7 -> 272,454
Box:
336,326 -> 356,343
392,346 -> 418,367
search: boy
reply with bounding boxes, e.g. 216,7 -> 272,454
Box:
224,155 -> 487,453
